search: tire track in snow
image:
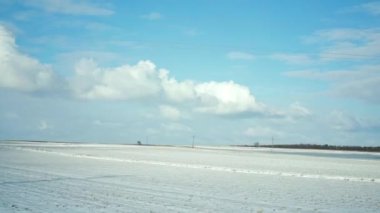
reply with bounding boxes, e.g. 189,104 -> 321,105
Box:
16,147 -> 380,184
0,166 -> 189,212
0,165 -> 270,212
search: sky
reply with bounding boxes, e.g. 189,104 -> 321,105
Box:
0,0 -> 379,146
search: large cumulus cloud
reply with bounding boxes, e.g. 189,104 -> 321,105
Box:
0,24 -> 306,118
0,25 -> 59,92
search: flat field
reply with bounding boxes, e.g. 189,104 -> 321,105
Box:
0,141 -> 379,212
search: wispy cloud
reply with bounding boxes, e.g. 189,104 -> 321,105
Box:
306,28 -> 380,61
227,51 -> 255,61
285,65 -> 380,104
332,77 -> 380,104
23,0 -> 114,16
271,53 -> 313,64
141,12 -> 162,20
84,22 -> 119,31
360,2 -> 380,16
12,11 -> 38,21
342,1 -> 380,16
57,51 -> 124,65
289,102 -> 312,118
328,110 -> 380,132
361,1 -> 380,16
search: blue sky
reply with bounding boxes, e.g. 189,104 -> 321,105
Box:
0,0 -> 379,145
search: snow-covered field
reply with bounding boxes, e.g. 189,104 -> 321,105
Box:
0,141 -> 379,212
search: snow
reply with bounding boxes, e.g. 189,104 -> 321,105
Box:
0,141 -> 379,212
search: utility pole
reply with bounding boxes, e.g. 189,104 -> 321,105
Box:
192,135 -> 195,148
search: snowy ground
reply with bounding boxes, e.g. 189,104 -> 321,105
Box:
0,141 -> 379,212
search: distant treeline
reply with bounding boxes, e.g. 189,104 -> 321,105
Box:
236,144 -> 380,152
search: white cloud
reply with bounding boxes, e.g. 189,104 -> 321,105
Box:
159,105 -> 181,121
141,12 -> 162,20
0,24 -> 282,118
271,53 -> 313,64
160,70 -> 196,102
227,51 -> 255,61
68,58 -> 275,116
162,69 -> 271,116
193,81 -> 266,115
0,25 -> 58,92
23,0 -> 114,16
160,70 -> 270,116
70,59 -> 268,117
70,59 -> 162,100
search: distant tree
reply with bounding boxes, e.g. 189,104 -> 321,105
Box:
254,142 -> 260,147
137,141 -> 142,145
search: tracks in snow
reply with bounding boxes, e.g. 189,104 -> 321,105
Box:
15,146 -> 380,184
